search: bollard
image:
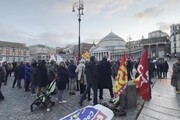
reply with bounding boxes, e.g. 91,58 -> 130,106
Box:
126,81 -> 137,108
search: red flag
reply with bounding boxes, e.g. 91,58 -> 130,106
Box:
113,53 -> 128,98
137,48 -> 150,101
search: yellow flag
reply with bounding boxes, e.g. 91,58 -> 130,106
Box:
113,53 -> 128,98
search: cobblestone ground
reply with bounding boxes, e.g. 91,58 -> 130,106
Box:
0,75 -> 146,120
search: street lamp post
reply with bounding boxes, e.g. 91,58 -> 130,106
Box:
72,0 -> 84,59
128,36 -> 132,58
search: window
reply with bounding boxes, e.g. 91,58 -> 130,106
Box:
23,51 -> 26,56
174,36 -> 176,42
18,49 -> 21,56
174,43 -> 176,48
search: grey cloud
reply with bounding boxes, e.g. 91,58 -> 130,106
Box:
32,32 -> 77,47
0,23 -> 77,47
156,22 -> 172,32
52,0 -> 143,16
135,6 -> 164,20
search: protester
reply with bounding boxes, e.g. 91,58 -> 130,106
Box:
97,56 -> 114,102
0,62 -> 6,100
48,60 -> 57,85
17,61 -> 25,89
79,56 -> 98,106
162,60 -> 169,78
12,63 -> 19,88
126,59 -> 133,80
56,61 -> 68,103
112,61 -> 119,81
75,59 -> 87,94
30,61 -> 37,95
148,58 -> 155,84
24,62 -> 31,92
68,59 -> 77,95
36,60 -> 48,97
171,58 -> 180,94
157,60 -> 163,79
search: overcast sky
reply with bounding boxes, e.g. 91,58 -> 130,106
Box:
0,0 -> 179,47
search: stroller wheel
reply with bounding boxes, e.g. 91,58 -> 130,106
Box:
46,108 -> 50,112
51,102 -> 55,106
30,106 -> 34,112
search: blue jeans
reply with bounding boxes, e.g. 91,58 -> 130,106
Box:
57,90 -> 64,101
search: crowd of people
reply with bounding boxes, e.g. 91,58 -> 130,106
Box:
0,56 -> 172,105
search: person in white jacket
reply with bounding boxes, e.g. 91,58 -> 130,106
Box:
75,59 -> 87,94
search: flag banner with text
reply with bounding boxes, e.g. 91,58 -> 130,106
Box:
137,48 -> 150,101
59,104 -> 114,120
113,53 -> 128,98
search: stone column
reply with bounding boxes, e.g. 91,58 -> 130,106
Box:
156,44 -> 158,58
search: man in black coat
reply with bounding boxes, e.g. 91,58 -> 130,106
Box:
162,60 -> 169,78
97,56 -> 114,101
17,61 -> 25,89
36,60 -> 48,97
79,56 -> 98,106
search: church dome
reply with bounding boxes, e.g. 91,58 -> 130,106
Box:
98,32 -> 126,48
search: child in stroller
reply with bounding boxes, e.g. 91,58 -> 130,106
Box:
30,80 -> 56,112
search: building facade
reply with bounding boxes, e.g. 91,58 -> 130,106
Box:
0,40 -> 30,62
90,32 -> 142,61
29,44 -> 55,61
127,30 -> 171,58
170,23 -> 180,54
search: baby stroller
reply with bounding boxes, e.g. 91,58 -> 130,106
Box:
30,80 -> 56,112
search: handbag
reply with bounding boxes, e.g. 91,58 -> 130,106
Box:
80,67 -> 84,84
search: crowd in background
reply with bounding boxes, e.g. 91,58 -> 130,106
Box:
0,56 -> 170,105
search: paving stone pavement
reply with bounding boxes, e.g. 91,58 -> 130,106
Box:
137,62 -> 180,120
0,75 -> 152,120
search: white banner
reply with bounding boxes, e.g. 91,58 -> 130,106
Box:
60,104 -> 114,120
56,54 -> 63,65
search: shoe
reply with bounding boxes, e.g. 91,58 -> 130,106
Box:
69,92 -> 72,95
0,96 -> 5,100
71,93 -> 75,95
177,90 -> 180,94
99,97 -> 103,100
88,98 -> 92,101
25,89 -> 30,92
79,101 -> 83,106
59,100 -> 67,104
109,98 -> 115,103
31,94 -> 36,96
